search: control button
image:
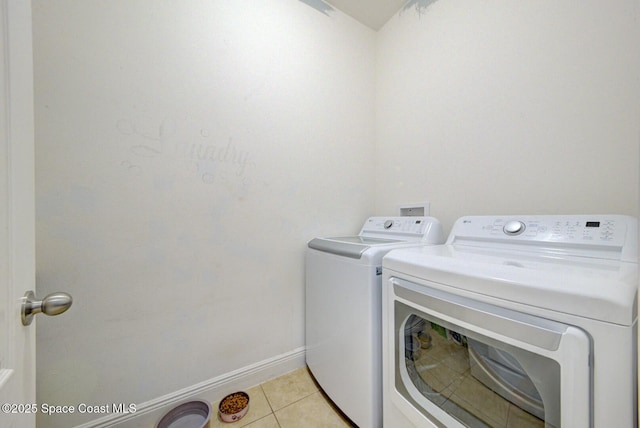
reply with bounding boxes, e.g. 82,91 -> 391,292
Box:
503,220 -> 526,236
384,220 -> 394,229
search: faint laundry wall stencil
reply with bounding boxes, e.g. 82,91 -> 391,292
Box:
174,136 -> 252,179
298,0 -> 334,16
116,116 -> 255,198
116,116 -> 176,158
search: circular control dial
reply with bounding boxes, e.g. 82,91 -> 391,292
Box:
503,220 -> 526,236
384,220 -> 394,229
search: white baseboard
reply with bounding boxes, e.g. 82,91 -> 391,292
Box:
74,347 -> 306,428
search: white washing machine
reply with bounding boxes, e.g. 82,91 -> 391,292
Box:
382,215 -> 638,428
306,216 -> 445,428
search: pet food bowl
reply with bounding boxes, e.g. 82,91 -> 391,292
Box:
218,391 -> 250,423
156,400 -> 212,428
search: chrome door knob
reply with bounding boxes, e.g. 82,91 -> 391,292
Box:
21,291 -> 73,326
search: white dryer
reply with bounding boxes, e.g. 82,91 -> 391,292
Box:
382,215 -> 638,428
306,216 -> 444,428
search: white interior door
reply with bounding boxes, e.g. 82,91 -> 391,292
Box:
0,1 -> 37,427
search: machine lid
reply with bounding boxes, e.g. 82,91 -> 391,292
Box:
308,236 -> 401,259
383,244 -> 638,325
307,216 -> 445,259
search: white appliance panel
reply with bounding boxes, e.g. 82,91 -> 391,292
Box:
382,215 -> 638,428
306,216 -> 445,428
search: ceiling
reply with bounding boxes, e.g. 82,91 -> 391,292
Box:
325,0 -> 408,30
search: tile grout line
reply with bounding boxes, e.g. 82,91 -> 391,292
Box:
268,391 -> 324,428
272,410 -> 283,428
258,384 -> 282,427
254,367 -> 345,427
270,389 -> 320,413
259,377 -> 322,427
259,384 -> 276,414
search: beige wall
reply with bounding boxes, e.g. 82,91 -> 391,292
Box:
376,1 -> 640,234
33,1 -> 375,426
33,0 -> 640,426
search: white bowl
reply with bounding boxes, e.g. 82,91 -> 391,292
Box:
156,400 -> 212,428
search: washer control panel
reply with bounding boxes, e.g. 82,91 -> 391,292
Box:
358,216 -> 444,244
453,215 -> 634,249
363,217 -> 431,235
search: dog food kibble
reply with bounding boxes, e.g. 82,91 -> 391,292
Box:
220,393 -> 248,414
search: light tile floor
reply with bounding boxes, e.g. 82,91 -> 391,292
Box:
210,367 -> 356,428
